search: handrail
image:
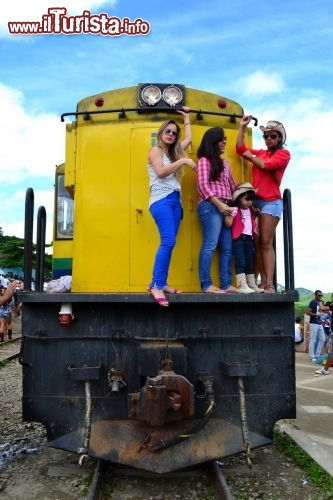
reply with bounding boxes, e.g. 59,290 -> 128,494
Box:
23,188 -> 34,292
61,107 -> 258,126
35,206 -> 46,292
283,189 -> 295,291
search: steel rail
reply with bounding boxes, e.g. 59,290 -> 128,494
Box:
86,459 -> 105,500
207,460 -> 234,500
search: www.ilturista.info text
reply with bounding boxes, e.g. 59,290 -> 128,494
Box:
8,8 -> 151,36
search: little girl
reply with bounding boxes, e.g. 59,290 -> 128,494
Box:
229,183 -> 264,294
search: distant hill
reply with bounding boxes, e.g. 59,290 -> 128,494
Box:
296,287 -> 313,301
277,285 -> 313,299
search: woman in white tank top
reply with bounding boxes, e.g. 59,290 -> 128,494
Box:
147,108 -> 196,306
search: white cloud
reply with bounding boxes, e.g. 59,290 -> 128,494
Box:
1,186 -> 54,243
0,83 -> 63,243
0,83 -> 64,181
238,70 -> 285,98
1,187 -> 55,244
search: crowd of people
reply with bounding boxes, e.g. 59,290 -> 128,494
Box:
294,290 -> 333,375
147,109 -> 291,306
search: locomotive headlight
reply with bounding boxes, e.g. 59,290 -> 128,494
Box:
163,86 -> 183,107
141,85 -> 162,106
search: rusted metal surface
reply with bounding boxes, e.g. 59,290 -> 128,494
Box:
50,418 -> 271,474
135,360 -> 194,426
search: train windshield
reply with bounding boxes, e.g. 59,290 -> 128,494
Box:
55,172 -> 74,239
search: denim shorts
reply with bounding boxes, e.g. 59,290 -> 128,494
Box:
254,198 -> 283,218
0,310 -> 11,319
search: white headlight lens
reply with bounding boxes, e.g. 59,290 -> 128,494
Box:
163,86 -> 183,107
141,85 -> 162,106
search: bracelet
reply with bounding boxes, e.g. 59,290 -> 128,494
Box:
184,122 -> 192,126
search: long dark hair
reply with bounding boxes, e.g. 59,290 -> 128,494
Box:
197,127 -> 225,181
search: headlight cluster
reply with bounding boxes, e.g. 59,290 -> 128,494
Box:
138,84 -> 185,108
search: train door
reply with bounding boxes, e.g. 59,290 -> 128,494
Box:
129,126 -> 199,291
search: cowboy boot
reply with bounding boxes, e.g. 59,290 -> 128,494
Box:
246,274 -> 265,293
236,273 -> 255,294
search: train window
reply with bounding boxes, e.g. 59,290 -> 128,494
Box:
55,172 -> 74,240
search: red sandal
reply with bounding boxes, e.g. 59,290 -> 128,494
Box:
147,287 -> 169,307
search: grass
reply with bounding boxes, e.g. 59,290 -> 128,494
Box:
274,429 -> 333,489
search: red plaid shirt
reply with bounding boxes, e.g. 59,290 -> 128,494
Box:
196,157 -> 237,203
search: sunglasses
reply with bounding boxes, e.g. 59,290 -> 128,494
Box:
263,133 -> 279,140
241,193 -> 255,201
163,128 -> 178,138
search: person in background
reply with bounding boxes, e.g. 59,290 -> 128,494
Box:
196,127 -> 237,294
229,182 -> 263,293
0,281 -> 18,342
315,343 -> 333,375
0,281 -> 17,304
306,290 -> 326,362
236,117 -> 291,293
294,316 -> 304,351
147,107 -> 196,307
320,301 -> 332,352
316,294 -> 333,372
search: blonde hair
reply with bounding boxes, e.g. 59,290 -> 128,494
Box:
156,119 -> 186,180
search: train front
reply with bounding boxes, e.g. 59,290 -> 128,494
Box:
20,83 -> 297,473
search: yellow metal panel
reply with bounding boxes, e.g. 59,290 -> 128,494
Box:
71,121 -> 131,292
57,85 -> 253,292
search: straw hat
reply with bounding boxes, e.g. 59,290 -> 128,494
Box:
259,120 -> 286,144
232,182 -> 257,202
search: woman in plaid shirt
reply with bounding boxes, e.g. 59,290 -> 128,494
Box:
196,127 -> 237,293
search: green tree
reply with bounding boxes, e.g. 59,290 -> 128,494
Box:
0,234 -> 52,277
0,236 -> 25,267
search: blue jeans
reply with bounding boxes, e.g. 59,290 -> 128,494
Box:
309,323 -> 326,358
197,200 -> 232,291
232,235 -> 254,275
149,191 -> 182,289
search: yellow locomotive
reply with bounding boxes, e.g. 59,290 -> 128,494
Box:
21,83 -> 297,474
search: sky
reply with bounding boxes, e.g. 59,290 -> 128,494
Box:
1,0 -> 333,292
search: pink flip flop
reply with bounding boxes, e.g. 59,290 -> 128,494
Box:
148,287 -> 169,307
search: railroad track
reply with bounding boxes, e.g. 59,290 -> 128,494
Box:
86,458 -> 234,500
0,335 -> 21,363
